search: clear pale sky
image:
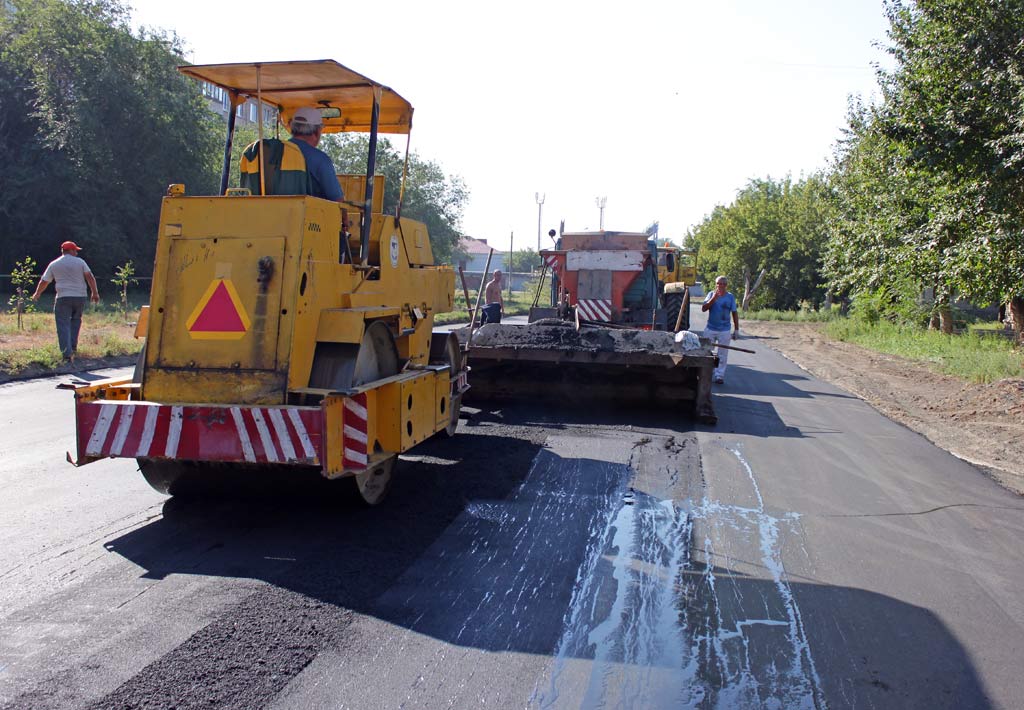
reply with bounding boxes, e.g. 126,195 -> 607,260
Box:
129,0 -> 891,252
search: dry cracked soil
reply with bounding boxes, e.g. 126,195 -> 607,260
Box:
742,320 -> 1024,496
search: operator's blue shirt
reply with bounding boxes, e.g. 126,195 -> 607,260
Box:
704,291 -> 737,331
289,138 -> 343,201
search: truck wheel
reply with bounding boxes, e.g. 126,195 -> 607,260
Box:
665,291 -> 690,332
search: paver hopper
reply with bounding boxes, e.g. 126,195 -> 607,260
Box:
458,230 -> 716,423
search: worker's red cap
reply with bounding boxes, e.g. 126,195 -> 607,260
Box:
60,241 -> 83,252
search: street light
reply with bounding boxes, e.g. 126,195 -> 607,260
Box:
595,196 -> 607,230
535,192 -> 546,252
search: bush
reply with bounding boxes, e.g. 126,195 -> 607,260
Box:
849,279 -> 934,328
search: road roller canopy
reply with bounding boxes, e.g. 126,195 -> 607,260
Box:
178,59 -> 414,134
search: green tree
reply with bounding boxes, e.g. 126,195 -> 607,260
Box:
110,260 -> 136,322
508,248 -> 542,273
320,134 -> 469,264
7,256 -> 38,329
0,0 -> 221,278
826,0 -> 1024,333
686,175 -> 832,310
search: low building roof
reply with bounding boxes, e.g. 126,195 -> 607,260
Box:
459,237 -> 493,255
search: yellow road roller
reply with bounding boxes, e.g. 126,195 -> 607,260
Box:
63,59 -> 468,504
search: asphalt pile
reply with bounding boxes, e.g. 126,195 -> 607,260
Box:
459,323 -> 706,355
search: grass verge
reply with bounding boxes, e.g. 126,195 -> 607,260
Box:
824,318 -> 1023,383
742,308 -> 839,323
0,307 -> 142,377
434,287 -> 540,326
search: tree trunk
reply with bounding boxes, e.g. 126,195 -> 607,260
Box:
937,292 -> 954,334
925,282 -> 940,330
938,308 -> 954,334
824,293 -> 833,311
1009,296 -> 1024,341
741,267 -> 767,311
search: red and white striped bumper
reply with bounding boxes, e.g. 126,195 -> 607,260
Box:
339,394 -> 369,470
452,370 -> 470,396
73,399 -> 331,468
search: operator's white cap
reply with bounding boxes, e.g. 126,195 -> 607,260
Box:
291,107 -> 324,128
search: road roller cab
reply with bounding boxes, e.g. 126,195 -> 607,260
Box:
64,60 -> 468,503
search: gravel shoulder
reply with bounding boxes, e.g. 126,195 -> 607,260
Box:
741,320 -> 1024,495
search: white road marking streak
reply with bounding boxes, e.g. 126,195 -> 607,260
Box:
85,404 -> 118,456
134,405 -> 160,457
230,407 -> 256,463
542,486 -> 690,710
164,406 -> 183,458
268,409 -> 296,461
726,445 -> 824,708
108,405 -> 136,456
535,440 -> 825,709
250,408 -> 279,462
344,398 -> 368,421
287,409 -> 316,459
343,424 -> 368,444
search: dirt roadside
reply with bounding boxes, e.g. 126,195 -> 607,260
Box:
741,320 -> 1024,496
0,354 -> 138,385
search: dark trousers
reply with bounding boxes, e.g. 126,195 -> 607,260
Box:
54,296 -> 86,358
481,302 -> 502,325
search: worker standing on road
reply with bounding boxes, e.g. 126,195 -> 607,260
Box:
480,270 -> 505,325
288,107 -> 344,202
701,275 -> 739,384
31,240 -> 100,362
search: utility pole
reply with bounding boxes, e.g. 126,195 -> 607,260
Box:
595,196 -> 607,230
508,231 -> 513,298
535,192 -> 546,252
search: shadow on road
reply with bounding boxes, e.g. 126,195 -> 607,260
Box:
87,410 -> 989,709
720,363 -> 857,401
462,400 -> 700,433
704,394 -> 808,438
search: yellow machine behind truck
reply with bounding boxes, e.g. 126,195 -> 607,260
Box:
657,245 -> 698,332
63,60 -> 468,504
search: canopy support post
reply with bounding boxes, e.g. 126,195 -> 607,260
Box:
360,87 -> 382,265
219,91 -> 240,195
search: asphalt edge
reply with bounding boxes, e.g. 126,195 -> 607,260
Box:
0,354 -> 138,386
746,331 -> 1024,498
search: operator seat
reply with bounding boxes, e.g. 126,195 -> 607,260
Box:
239,138 -> 309,195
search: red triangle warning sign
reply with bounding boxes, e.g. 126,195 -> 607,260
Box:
191,282 -> 245,332
186,279 -> 250,340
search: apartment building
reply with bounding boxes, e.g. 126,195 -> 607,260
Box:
199,80 -> 278,127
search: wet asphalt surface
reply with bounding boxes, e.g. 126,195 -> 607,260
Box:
2,307 -> 1024,709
